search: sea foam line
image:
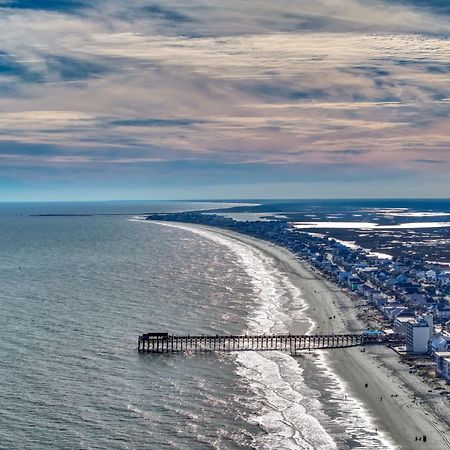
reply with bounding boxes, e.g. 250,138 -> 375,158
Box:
140,221 -> 333,448
136,220 -> 396,449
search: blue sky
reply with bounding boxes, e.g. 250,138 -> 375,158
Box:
0,0 -> 449,200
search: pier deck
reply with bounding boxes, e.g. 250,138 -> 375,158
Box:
138,332 -> 388,353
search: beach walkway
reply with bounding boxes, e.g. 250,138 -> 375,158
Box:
138,332 -> 388,353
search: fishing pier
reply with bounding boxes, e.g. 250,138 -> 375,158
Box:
138,332 -> 388,354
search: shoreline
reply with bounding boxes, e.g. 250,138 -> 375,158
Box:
156,221 -> 450,450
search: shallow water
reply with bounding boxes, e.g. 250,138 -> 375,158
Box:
0,202 -> 394,449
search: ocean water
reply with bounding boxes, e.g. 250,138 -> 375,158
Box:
0,202 -> 393,449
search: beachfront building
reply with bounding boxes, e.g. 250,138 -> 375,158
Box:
394,316 -> 417,336
382,304 -> 408,321
430,330 -> 450,355
338,271 -> 351,284
434,351 -> 450,382
405,314 -> 434,354
348,276 -> 362,291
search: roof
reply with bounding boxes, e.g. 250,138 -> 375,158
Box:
383,329 -> 395,335
395,316 -> 418,324
437,303 -> 450,311
406,318 -> 430,328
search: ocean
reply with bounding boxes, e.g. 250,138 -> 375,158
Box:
0,201 -> 397,449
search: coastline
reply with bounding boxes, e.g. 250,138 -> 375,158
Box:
157,221 -> 450,450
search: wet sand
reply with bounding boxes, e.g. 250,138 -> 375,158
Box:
188,223 -> 450,450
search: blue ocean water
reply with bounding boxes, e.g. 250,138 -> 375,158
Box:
0,201 -> 396,449
0,202 -> 258,449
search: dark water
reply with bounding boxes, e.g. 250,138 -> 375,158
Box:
0,202 -> 394,449
0,200 -> 244,216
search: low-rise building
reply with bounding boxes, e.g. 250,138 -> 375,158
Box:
430,330 -> 450,355
348,276 -> 362,291
382,304 -> 408,321
434,351 -> 450,382
338,271 -> 351,283
433,302 -> 450,321
372,291 -> 389,307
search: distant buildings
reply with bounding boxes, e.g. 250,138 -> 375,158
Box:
145,211 -> 450,382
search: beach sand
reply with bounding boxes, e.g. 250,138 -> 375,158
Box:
186,223 -> 450,450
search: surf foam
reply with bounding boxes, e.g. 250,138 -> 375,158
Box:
141,221 -> 396,449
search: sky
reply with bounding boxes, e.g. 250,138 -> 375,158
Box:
0,0 -> 449,200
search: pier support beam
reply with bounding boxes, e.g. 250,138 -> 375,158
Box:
137,332 -> 388,353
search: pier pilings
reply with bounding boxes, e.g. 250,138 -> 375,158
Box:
137,332 -> 379,354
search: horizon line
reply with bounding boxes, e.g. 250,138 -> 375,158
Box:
1,197 -> 449,204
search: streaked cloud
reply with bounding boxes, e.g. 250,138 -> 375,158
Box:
0,0 -> 449,198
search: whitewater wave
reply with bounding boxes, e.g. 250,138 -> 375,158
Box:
141,221 -> 395,449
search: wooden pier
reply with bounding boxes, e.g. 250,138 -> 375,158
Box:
138,332 -> 386,354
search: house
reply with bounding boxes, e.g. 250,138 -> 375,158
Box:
348,276 -> 362,291
381,304 -> 393,315
374,295 -> 388,308
382,305 -> 408,321
396,274 -> 409,285
434,302 -> 450,321
425,270 -> 437,282
414,270 -> 426,280
338,271 -> 351,283
358,284 -> 372,297
437,272 -> 450,286
372,291 -> 389,307
430,330 -> 450,355
404,293 -> 427,306
398,283 -> 422,294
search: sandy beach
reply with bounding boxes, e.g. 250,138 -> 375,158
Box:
182,223 -> 450,450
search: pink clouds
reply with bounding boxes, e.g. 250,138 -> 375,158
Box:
0,0 -> 448,197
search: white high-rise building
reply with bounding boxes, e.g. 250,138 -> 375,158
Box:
405,314 -> 434,354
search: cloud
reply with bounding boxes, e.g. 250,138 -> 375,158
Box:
410,158 -> 444,164
0,0 -> 449,198
0,0 -> 87,13
393,0 -> 450,15
110,118 -> 208,127
45,55 -> 108,81
140,4 -> 195,23
0,51 -> 43,82
328,149 -> 368,155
